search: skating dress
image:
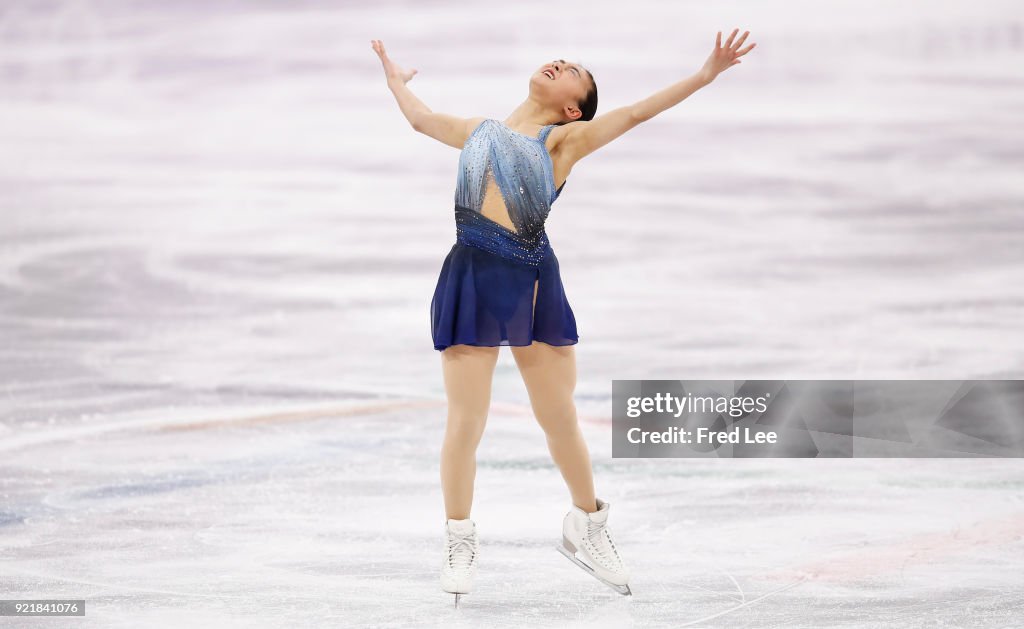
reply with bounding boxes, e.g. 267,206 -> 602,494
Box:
430,118 -> 578,351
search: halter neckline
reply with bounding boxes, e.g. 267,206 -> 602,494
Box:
490,119 -> 549,141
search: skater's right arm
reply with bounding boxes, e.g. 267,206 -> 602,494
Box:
371,39 -> 482,149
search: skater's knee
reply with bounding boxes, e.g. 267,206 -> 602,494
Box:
534,405 -> 581,440
444,410 -> 488,446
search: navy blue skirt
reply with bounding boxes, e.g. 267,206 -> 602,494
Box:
430,207 -> 579,352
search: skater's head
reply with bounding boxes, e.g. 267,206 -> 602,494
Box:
530,59 -> 598,124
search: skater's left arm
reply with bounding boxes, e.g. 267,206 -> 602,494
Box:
557,29 -> 755,165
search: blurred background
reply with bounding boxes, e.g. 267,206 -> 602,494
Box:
2,1 -> 1022,627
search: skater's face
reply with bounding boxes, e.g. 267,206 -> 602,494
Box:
530,59 -> 593,123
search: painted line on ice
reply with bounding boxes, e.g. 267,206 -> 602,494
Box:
0,396 -> 609,453
751,510 -> 1024,583
155,400 -> 440,431
0,400 -> 441,452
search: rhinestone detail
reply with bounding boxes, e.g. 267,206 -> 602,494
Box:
455,204 -> 551,267
454,119 -> 561,243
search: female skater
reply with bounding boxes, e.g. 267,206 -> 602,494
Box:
371,30 -> 755,604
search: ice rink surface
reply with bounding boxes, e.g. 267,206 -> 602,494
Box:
2,1 -> 1023,627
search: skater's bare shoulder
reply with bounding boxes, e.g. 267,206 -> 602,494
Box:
548,106 -> 643,167
411,113 -> 487,150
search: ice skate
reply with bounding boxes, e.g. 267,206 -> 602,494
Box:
557,497 -> 632,595
440,518 -> 479,607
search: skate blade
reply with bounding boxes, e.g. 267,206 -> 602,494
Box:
556,543 -> 633,596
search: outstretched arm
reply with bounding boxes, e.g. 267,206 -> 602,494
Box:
370,39 -> 480,149
559,29 -> 756,165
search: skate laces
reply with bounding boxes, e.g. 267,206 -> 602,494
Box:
446,530 -> 477,572
585,519 -> 623,571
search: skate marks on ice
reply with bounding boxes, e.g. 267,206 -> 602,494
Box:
3,0 -> 1024,426
3,402 -> 1023,626
0,404 -> 451,626
2,0 -> 1024,627
602,457 -> 1024,628
670,579 -> 809,628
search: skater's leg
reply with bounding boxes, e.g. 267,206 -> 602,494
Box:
440,344 -> 500,520
510,340 -> 597,513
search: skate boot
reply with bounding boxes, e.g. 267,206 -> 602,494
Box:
440,518 -> 479,607
557,497 -> 632,595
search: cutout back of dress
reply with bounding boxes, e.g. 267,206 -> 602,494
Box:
455,119 -> 565,240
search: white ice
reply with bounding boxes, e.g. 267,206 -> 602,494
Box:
2,1 -> 1023,627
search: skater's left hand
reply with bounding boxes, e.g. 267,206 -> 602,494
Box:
371,39 -> 418,87
699,28 -> 755,83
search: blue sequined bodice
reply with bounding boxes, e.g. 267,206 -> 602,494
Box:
454,119 -> 565,240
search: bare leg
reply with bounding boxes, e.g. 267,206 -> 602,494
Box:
440,344 -> 500,520
510,338 -> 597,514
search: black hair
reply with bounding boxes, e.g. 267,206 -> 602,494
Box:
578,68 -> 598,121
556,67 -> 598,125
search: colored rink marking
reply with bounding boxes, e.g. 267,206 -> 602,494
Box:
752,511 -> 1024,583
155,400 -> 443,432
155,399 -> 604,432
0,397 -> 606,453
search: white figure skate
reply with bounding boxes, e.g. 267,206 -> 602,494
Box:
557,497 -> 632,595
440,518 -> 479,607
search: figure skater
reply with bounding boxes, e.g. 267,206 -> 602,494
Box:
371,30 -> 755,605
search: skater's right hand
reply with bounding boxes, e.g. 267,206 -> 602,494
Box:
371,39 -> 418,87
